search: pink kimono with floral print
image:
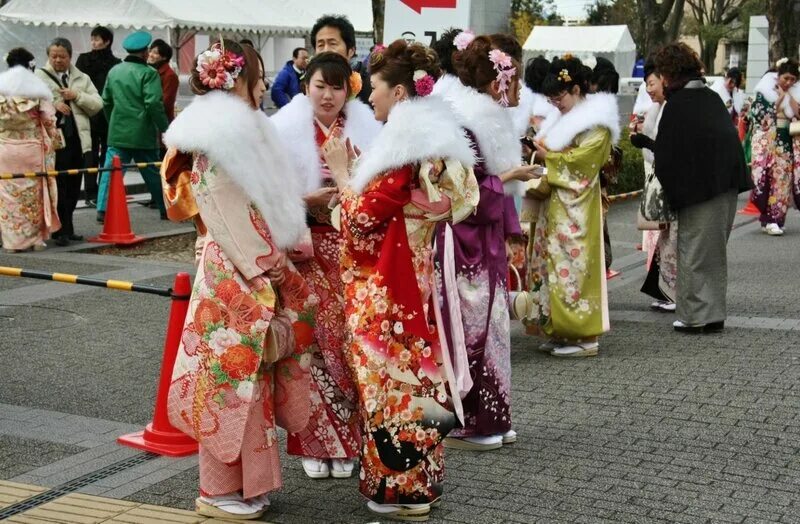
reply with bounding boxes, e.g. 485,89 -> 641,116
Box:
167,154 -> 316,498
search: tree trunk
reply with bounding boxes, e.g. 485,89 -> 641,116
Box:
701,38 -> 719,73
637,0 -> 686,57
766,0 -> 800,65
372,0 -> 385,45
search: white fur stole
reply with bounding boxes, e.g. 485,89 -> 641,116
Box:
350,96 -> 475,194
0,66 -> 53,101
536,92 -> 621,151
163,91 -> 306,249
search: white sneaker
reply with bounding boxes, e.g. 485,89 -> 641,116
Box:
196,494 -> 263,519
764,223 -> 784,236
538,339 -> 560,352
367,501 -> 431,521
551,342 -> 599,358
443,434 -> 503,451
245,493 -> 270,512
501,429 -> 517,444
302,457 -> 330,479
650,300 -> 676,312
330,458 -> 354,478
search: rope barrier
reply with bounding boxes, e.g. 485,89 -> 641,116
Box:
608,189 -> 643,203
0,266 -> 187,299
0,162 -> 162,180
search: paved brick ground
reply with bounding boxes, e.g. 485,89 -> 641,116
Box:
0,198 -> 798,523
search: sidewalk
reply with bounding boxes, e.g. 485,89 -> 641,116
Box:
0,195 -> 799,523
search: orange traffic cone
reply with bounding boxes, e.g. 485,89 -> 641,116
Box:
89,155 -> 145,245
118,272 -> 198,457
738,192 -> 760,216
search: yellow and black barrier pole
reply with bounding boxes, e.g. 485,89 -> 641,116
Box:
0,266 -> 185,298
0,162 -> 162,180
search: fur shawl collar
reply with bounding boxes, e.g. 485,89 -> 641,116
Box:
431,73 -> 460,98
509,85 -> 560,136
441,81 -> 522,176
350,96 -> 475,193
163,91 -> 306,249
270,95 -> 382,193
536,92 -> 621,151
754,72 -> 800,118
0,66 -> 53,101
710,78 -> 745,114
641,102 -> 664,165
633,81 -> 654,115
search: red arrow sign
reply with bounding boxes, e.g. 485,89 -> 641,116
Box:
399,0 -> 458,14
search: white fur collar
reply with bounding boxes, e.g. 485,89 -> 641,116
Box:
431,73 -> 459,98
0,66 -> 53,101
163,91 -> 306,249
633,81 -> 654,115
754,72 -> 800,118
270,95 -> 382,193
710,78 -> 745,114
641,102 -> 663,165
350,96 -> 475,193
441,81 -> 522,176
509,84 -> 535,136
536,93 -> 620,151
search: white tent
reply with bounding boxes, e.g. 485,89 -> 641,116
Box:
522,25 -> 637,79
0,0 -> 372,71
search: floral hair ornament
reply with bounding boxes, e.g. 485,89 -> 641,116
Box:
196,40 -> 245,91
488,49 -> 516,107
413,69 -> 435,97
453,30 -> 476,51
348,71 -> 363,100
558,68 -> 572,83
776,57 -> 789,68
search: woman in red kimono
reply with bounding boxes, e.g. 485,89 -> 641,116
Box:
271,52 -> 382,479
322,40 -> 479,521
164,41 -> 316,521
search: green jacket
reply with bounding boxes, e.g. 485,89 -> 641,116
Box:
103,55 -> 169,149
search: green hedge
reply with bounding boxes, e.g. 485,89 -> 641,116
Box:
609,128 -> 645,195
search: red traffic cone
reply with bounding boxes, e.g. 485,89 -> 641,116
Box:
738,199 -> 760,216
118,273 -> 198,457
89,155 -> 145,245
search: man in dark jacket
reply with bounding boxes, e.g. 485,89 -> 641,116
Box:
311,15 -> 372,106
270,47 -> 308,108
96,30 -> 169,222
75,26 -> 120,206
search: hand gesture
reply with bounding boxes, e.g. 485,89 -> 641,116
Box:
59,88 -> 77,101
511,165 -> 544,182
322,137 -> 351,188
304,187 -> 338,207
266,253 -> 287,287
55,102 -> 71,115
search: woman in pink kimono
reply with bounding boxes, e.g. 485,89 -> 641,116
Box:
271,52 -> 382,480
164,41 -> 316,521
0,48 -> 60,252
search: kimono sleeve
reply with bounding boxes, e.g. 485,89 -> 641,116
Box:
544,127 -> 612,193
415,158 -> 479,224
190,158 -> 283,280
341,165 -> 413,236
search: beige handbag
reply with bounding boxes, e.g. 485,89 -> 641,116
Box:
790,120 -> 800,137
637,210 -> 667,231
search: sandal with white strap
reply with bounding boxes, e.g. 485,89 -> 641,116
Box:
245,493 -> 270,512
195,494 -> 263,520
302,457 -> 330,479
330,458 -> 355,478
367,501 -> 431,522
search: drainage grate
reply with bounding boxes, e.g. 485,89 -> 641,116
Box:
0,451 -> 158,520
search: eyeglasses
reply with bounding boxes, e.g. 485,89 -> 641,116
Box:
547,91 -> 569,105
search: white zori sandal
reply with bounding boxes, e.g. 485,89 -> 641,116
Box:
331,458 -> 355,478
302,457 -> 330,479
195,493 -> 264,520
367,501 -> 431,522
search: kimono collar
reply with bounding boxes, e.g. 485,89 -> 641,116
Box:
350,95 -> 475,194
164,90 -> 307,249
271,94 -> 382,194
431,73 -> 460,98
0,66 -> 52,101
536,92 -> 621,152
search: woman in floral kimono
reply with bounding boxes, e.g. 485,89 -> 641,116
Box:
271,52 -> 381,480
0,48 -> 60,252
433,33 -> 539,452
164,41 -> 316,521
632,60 -> 678,312
527,55 -> 619,357
322,40 -> 478,521
749,59 -> 800,236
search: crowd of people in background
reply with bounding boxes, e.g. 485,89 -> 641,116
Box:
0,10 -> 797,523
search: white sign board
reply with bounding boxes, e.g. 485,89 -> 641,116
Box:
383,0 -> 473,47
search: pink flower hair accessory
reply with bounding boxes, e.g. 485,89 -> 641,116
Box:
488,49 -> 516,107
413,69 -> 435,97
453,30 -> 476,51
196,42 -> 245,91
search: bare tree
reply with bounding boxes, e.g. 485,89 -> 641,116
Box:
685,0 -> 746,71
636,0 -> 686,57
766,0 -> 800,64
372,0 -> 385,44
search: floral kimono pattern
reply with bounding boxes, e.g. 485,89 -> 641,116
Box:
529,127 -> 611,340
340,159 -> 477,505
749,92 -> 800,227
0,94 -> 60,249
168,154 -> 317,498
287,117 -> 360,460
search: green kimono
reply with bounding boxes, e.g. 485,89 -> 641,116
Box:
530,127 -> 612,340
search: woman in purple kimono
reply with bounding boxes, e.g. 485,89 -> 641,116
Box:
435,33 -> 539,451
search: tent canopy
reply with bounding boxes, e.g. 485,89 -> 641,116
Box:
522,25 -> 637,78
0,0 -> 372,35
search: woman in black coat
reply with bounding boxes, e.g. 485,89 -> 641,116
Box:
632,43 -> 751,333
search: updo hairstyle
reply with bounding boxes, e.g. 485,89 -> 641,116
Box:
304,51 -> 353,96
540,55 -> 590,97
190,39 -> 265,108
452,35 -> 521,92
777,58 -> 799,78
368,39 -> 441,96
